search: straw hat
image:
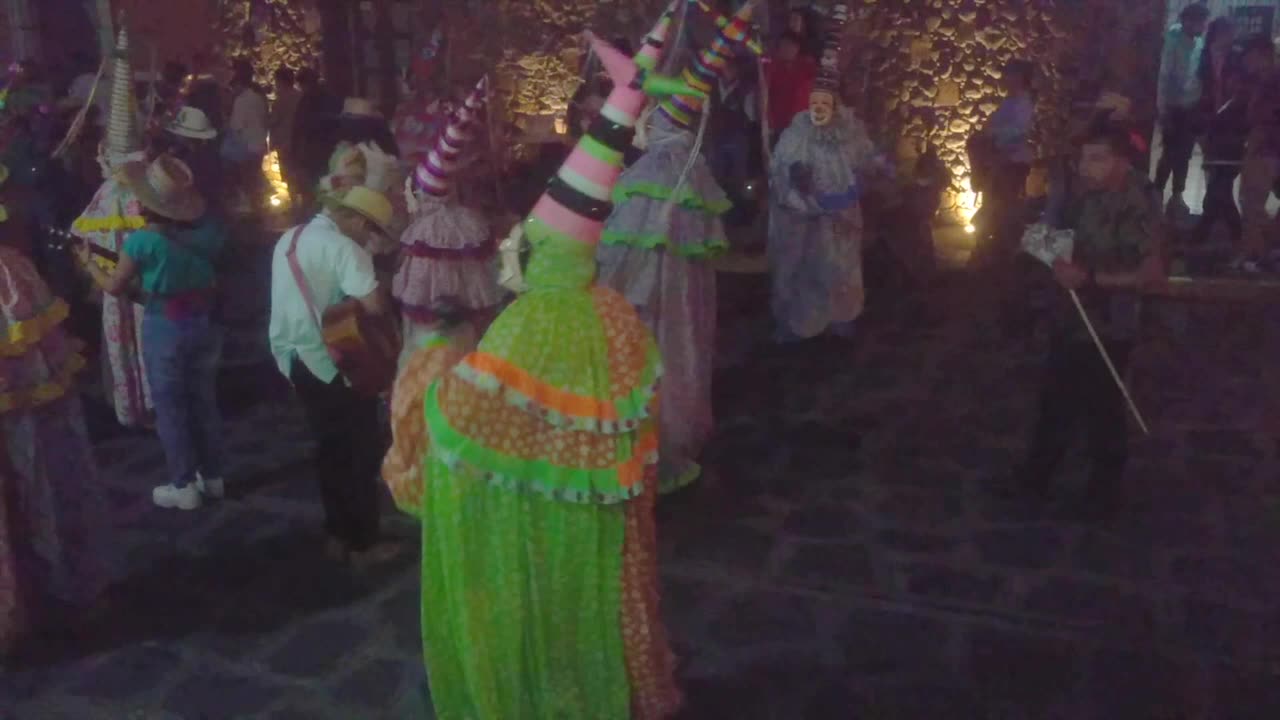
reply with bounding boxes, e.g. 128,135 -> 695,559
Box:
120,155 -> 207,222
167,106 -> 218,140
341,97 -> 381,119
333,186 -> 393,235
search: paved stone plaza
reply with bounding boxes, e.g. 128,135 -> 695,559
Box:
3,257 -> 1278,718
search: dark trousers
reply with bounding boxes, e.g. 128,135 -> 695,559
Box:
1022,337 -> 1133,494
1154,107 -> 1198,197
975,161 -> 1030,257
1192,166 -> 1242,245
290,362 -> 383,551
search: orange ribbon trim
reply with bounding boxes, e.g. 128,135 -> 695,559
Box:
616,427 -> 659,488
462,352 -> 621,422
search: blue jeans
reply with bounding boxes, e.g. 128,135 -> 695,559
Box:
142,309 -> 225,489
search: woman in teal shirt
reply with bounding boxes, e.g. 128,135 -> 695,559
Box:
78,155 -> 226,510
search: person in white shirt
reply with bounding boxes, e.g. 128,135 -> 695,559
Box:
224,60 -> 269,212
269,67 -> 303,200
268,185 -> 397,567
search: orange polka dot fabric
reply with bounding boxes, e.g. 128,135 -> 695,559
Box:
462,286 -> 660,433
383,340 -> 472,517
437,376 -> 645,469
595,286 -> 653,402
621,469 -> 683,719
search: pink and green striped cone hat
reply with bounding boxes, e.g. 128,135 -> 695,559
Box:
414,75 -> 488,198
658,0 -> 757,130
525,29 -> 701,251
634,1 -> 678,72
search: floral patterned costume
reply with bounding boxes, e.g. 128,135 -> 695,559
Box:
72,176 -> 152,426
1,246 -> 110,651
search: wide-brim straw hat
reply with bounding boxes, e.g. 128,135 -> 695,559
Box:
333,186 -> 393,236
167,106 -> 218,140
120,155 -> 207,222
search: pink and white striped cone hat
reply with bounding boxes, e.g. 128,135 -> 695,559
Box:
526,27 -> 699,249
414,75 -> 489,198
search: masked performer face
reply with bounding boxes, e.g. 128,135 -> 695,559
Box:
809,90 -> 835,127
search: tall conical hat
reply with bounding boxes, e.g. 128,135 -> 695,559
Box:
525,30 -> 701,249
814,2 -> 849,94
658,0 -> 757,130
693,0 -> 764,55
634,1 -> 678,72
106,25 -> 138,156
414,75 -> 488,198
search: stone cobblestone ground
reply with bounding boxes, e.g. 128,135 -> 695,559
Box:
3,262 -> 1278,719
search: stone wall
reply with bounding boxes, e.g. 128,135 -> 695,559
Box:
843,0 -> 1165,223
437,0 -> 671,141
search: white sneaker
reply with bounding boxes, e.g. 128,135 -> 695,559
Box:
195,473 -> 225,499
153,483 -> 202,510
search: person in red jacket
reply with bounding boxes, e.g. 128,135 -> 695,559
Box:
764,32 -> 816,144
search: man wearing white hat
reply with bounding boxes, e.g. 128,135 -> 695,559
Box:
164,106 -> 223,216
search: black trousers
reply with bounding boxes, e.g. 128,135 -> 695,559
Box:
1022,337 -> 1133,493
975,161 -> 1030,258
1192,167 -> 1242,245
1154,107 -> 1199,197
290,362 -> 384,551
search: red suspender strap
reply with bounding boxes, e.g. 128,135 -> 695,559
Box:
284,225 -> 323,328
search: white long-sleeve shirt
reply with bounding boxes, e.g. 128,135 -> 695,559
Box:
229,88 -> 269,154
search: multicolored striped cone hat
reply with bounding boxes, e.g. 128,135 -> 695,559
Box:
414,75 -> 488,198
634,1 -> 678,72
693,0 -> 764,55
106,25 -> 138,157
525,30 -> 702,249
658,0 -> 757,130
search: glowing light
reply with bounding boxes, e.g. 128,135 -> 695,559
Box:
261,150 -> 290,212
952,177 -> 981,226
553,117 -> 567,135
964,223 -> 975,234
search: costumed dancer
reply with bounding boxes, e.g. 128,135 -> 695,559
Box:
392,75 -> 505,369
319,102 -> 408,253
598,0 -> 758,492
1,171 -> 111,652
768,2 -> 882,342
70,26 -> 152,426
394,29 -> 700,719
380,298 -> 476,519
317,142 -> 403,262
392,28 -> 450,165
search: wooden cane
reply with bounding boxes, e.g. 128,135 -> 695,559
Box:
1069,288 -> 1150,435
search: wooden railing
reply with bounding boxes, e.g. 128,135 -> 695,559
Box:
1148,276 -> 1280,303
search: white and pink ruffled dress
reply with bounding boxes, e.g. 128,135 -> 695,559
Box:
391,194 -> 506,368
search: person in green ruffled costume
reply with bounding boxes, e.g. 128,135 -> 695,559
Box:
598,0 -> 760,493
385,20 -> 698,718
